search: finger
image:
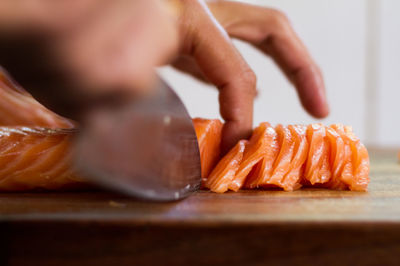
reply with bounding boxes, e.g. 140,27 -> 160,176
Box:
171,57 -> 264,101
259,20 -> 329,118
180,1 -> 256,152
171,55 -> 210,83
208,1 -> 329,118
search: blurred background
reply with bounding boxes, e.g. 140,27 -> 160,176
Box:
159,0 -> 400,148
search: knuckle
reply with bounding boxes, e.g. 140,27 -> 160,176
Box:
270,9 -> 291,29
238,68 -> 257,97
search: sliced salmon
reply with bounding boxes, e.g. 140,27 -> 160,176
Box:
330,124 -> 355,187
199,119 -> 369,192
304,124 -> 331,185
318,138 -> 332,184
344,126 -> 370,191
244,123 -> 279,189
266,124 -> 296,188
323,126 -> 347,190
204,140 -> 247,193
229,122 -> 271,191
280,125 -> 308,191
192,118 -> 223,181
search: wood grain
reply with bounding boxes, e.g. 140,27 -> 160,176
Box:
1,148 -> 400,265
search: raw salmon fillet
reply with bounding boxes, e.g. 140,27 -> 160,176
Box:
0,127 -> 87,190
0,68 -> 86,191
0,67 -> 370,192
198,119 -> 370,193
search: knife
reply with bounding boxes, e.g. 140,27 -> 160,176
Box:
74,78 -> 202,201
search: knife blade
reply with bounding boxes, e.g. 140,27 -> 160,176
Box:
74,78 -> 202,201
0,34 -> 201,201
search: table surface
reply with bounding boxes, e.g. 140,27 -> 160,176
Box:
2,148 -> 400,266
1,147 -> 399,226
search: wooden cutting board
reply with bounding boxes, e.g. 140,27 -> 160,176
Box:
1,148 -> 400,265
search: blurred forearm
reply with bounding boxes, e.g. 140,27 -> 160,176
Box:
0,0 -> 100,33
0,0 -> 179,120
0,1 -> 34,31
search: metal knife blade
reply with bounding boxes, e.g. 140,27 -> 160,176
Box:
74,79 -> 201,201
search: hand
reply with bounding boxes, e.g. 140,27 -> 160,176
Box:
0,0 -> 179,116
0,0 -> 329,153
171,0 -> 257,152
171,0 -> 329,151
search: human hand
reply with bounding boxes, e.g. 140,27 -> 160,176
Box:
0,0 -> 179,117
0,0 -> 329,153
171,0 -> 329,151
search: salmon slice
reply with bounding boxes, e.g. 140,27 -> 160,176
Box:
244,124 -> 280,189
330,124 -> 354,188
323,126 -> 347,190
204,140 -> 247,193
0,127 -> 86,191
318,138 -> 332,184
280,125 -> 309,191
264,124 -> 296,189
352,143 -> 369,191
228,122 -> 271,191
192,118 -> 223,181
344,126 -> 370,191
304,124 -> 331,185
0,68 -> 75,129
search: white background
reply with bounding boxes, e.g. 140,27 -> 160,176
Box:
159,0 -> 400,147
